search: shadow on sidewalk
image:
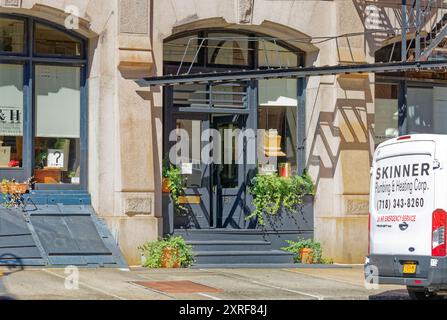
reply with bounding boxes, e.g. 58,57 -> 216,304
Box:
369,289 -> 410,300
0,254 -> 25,300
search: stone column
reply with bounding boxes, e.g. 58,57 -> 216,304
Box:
112,0 -> 161,265
312,1 -> 372,263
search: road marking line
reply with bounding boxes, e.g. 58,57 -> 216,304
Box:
282,269 -> 366,289
199,269 -> 324,300
249,279 -> 324,300
197,292 -> 222,300
42,269 -> 127,300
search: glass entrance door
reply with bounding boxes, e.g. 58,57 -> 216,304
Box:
170,113 -> 212,229
212,114 -> 249,229
167,113 -> 250,229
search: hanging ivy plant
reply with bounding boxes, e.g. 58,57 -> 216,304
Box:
247,171 -> 316,225
163,165 -> 187,214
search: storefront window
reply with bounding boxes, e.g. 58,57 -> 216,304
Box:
407,87 -> 434,134
0,15 -> 85,188
0,18 -> 24,53
0,64 -> 23,168
258,79 -> 298,175
375,83 -> 399,146
34,23 -> 82,56
433,86 -> 447,134
34,65 -> 81,184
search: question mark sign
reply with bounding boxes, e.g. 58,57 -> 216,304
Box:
54,151 -> 62,164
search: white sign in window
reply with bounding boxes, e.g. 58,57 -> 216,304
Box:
35,65 -> 81,138
0,64 -> 23,136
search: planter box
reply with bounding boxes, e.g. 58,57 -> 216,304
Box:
257,195 -> 314,231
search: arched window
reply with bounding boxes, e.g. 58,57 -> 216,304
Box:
0,15 -> 87,189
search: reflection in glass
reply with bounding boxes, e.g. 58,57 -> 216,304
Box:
433,87 -> 447,134
407,87 -> 434,134
212,83 -> 247,109
258,41 -> 299,68
0,18 -> 24,53
34,65 -> 81,184
35,23 -> 81,56
0,64 -> 23,168
214,117 -> 239,189
258,79 -> 298,175
375,84 -> 399,146
173,83 -> 247,109
175,119 -> 202,188
173,84 -> 207,107
207,33 -> 249,65
164,35 -> 199,63
258,106 -> 298,175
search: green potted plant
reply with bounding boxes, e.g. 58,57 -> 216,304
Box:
247,171 -> 316,227
282,238 -> 333,264
139,236 -> 195,268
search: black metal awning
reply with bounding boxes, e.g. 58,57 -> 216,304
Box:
137,60 -> 447,87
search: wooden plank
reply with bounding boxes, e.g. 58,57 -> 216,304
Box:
178,196 -> 201,204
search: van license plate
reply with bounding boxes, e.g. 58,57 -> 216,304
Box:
403,263 -> 417,274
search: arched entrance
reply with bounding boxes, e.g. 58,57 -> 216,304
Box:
163,30 -> 305,231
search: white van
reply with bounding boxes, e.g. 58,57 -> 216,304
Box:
365,134 -> 447,300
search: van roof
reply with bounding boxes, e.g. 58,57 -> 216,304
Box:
378,134 -> 447,149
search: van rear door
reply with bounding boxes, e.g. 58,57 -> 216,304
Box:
370,140 -> 435,257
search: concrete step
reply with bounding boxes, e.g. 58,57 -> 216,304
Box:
187,240 -> 272,252
194,250 -> 294,265
175,229 -> 268,241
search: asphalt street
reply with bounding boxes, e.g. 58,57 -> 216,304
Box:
0,266 -> 411,300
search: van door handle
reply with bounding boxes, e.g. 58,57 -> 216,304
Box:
433,160 -> 441,170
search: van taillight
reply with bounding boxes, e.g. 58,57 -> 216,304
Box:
432,209 -> 447,257
397,135 -> 412,141
368,213 -> 371,256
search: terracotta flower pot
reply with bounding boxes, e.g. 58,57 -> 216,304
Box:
162,247 -> 180,268
34,168 -> 62,184
300,248 -> 314,264
9,183 -> 28,194
162,178 -> 171,193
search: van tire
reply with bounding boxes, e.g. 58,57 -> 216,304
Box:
407,287 -> 437,300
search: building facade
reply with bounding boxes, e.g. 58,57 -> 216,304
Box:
0,0 -> 443,265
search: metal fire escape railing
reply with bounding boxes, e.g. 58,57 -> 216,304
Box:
401,0 -> 447,61
139,0 -> 447,87
139,1 -> 447,177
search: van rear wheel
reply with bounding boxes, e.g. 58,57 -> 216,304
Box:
407,287 -> 438,300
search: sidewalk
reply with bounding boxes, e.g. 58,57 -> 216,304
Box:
0,266 -> 408,300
